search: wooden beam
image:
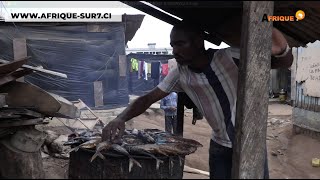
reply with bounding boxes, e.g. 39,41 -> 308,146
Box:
232,1 -> 274,179
175,92 -> 185,137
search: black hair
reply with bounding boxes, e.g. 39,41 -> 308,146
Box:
172,20 -> 205,39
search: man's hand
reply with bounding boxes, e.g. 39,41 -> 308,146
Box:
271,28 -> 288,56
102,117 -> 126,142
170,107 -> 177,111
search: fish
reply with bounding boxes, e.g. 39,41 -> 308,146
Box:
158,143 -> 197,155
122,134 -> 145,146
69,138 -> 102,153
155,134 -> 203,148
111,144 -> 142,172
90,141 -> 113,162
137,130 -> 155,144
132,144 -> 169,156
125,145 -> 164,170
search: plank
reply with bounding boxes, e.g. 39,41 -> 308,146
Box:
232,1 -> 274,179
0,57 -> 29,76
0,69 -> 33,86
183,165 -> 209,177
13,38 -> 27,82
0,81 -> 61,114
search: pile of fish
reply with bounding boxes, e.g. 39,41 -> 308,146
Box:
64,128 -> 203,171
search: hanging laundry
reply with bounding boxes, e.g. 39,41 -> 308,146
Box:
144,62 -> 148,80
147,63 -> 151,75
130,58 -> 139,72
161,63 -> 169,76
138,61 -> 144,79
151,62 -> 160,79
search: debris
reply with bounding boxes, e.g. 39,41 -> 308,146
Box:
271,151 -> 278,156
44,130 -> 60,145
41,151 -> 49,158
312,158 -> 320,167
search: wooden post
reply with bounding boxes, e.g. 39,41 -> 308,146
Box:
175,92 -> 185,137
13,38 -> 27,82
94,81 -> 104,107
232,1 -> 274,179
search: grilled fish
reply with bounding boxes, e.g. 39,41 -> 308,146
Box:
69,138 -> 101,153
90,141 -> 112,162
111,144 -> 142,172
125,145 -> 164,170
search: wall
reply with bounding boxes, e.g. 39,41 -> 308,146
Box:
291,40 -> 320,132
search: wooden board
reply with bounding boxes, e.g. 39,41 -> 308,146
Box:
13,38 -> 27,82
0,69 -> 33,86
0,57 -> 29,77
232,1 -> 273,179
0,81 -> 61,114
48,93 -> 80,119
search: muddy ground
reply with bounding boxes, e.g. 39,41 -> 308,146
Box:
41,102 -> 320,179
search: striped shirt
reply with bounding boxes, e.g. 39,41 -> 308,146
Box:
158,48 -> 238,148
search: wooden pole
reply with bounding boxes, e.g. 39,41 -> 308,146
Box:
232,1 -> 274,179
175,92 -> 185,137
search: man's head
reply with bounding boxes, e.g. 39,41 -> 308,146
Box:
170,21 -> 205,66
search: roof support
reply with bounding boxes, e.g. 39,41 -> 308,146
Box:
232,1 -> 274,178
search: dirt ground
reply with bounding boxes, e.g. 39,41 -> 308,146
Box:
41,102 -> 320,179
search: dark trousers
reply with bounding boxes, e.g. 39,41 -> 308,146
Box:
209,140 -> 269,179
165,115 -> 177,134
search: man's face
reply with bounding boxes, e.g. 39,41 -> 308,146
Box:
170,29 -> 201,66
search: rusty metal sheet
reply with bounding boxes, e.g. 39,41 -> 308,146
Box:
0,81 -> 61,114
0,57 -> 30,77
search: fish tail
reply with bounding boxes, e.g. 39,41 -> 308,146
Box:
69,146 -> 80,153
90,152 -> 105,162
156,159 -> 164,170
129,159 -> 133,173
98,152 -> 105,160
130,157 -> 142,168
90,152 -> 98,162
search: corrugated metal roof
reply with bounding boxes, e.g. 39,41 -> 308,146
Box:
122,1 -> 320,48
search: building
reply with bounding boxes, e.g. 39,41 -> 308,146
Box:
126,43 -> 173,55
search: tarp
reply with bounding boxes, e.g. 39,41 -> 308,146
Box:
0,23 -> 129,108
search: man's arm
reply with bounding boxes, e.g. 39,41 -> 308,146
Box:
271,28 -> 293,69
118,87 -> 169,122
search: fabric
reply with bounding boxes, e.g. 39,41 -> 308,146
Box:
165,115 -> 177,134
157,48 -> 238,148
168,58 -> 177,73
160,92 -> 177,116
161,63 -> 169,76
144,62 -> 148,80
151,62 -> 160,79
147,63 -> 151,74
138,61 -> 144,79
209,140 -> 269,179
130,58 -> 139,71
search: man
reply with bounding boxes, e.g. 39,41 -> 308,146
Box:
160,92 -> 178,134
102,21 -> 293,179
